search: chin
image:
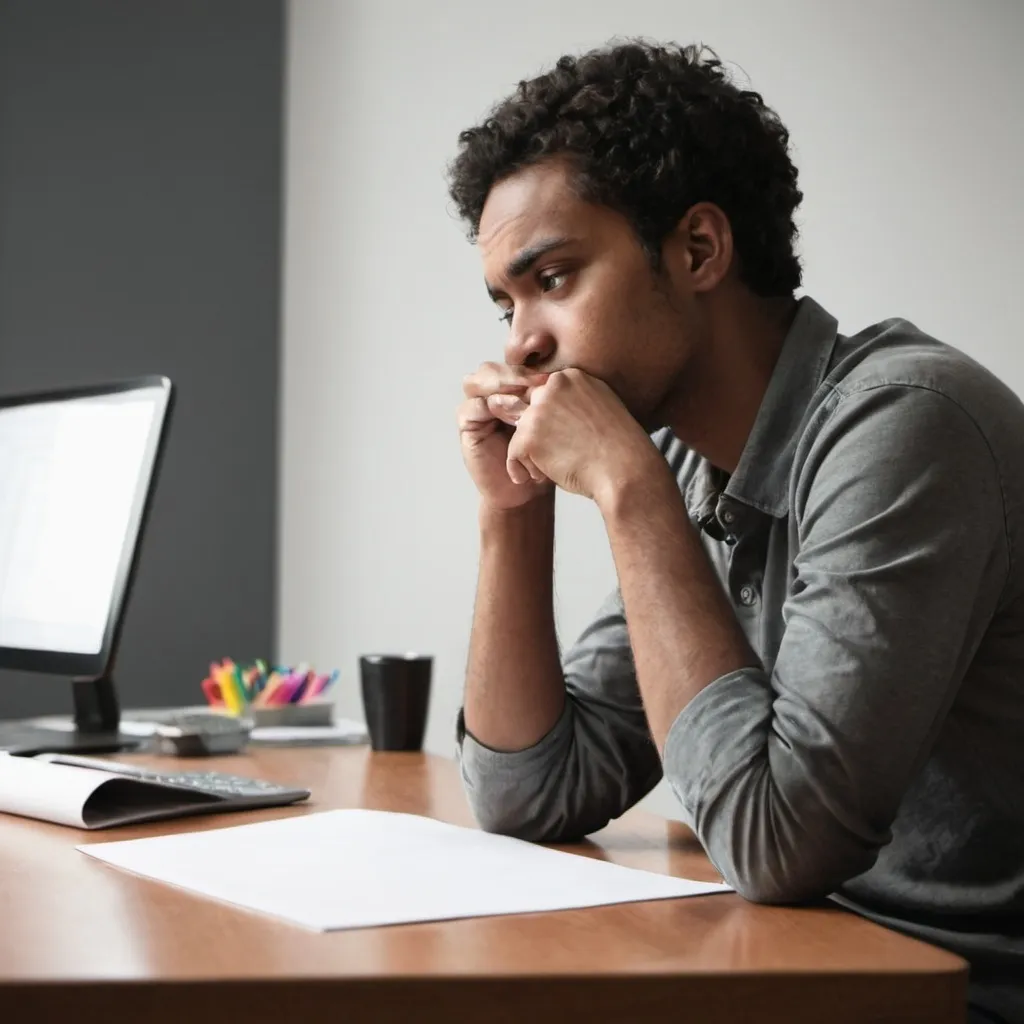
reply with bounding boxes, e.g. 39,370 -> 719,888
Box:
624,400 -> 664,435
586,372 -> 666,434
632,394 -> 675,435
637,413 -> 666,435
638,372 -> 690,435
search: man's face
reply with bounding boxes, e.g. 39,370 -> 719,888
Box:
478,159 -> 699,431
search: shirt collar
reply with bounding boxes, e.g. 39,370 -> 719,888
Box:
727,295 -> 839,517
686,295 -> 839,528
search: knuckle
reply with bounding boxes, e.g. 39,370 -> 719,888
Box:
456,397 -> 486,428
464,362 -> 508,398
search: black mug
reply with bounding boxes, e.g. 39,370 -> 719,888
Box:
359,654 -> 432,751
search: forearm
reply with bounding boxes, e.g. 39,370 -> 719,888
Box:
463,493 -> 565,751
597,457 -> 757,750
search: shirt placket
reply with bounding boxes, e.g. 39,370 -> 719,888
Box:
717,497 -> 765,646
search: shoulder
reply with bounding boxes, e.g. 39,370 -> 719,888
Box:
825,317 -> 1023,427
793,316 -> 1024,488
793,319 -> 1018,546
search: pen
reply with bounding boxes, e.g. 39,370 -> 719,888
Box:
213,662 -> 244,715
229,661 -> 248,705
289,671 -> 314,704
201,677 -> 224,707
250,661 -> 269,698
211,661 -> 338,707
255,671 -> 287,707
241,664 -> 261,700
275,671 -> 304,705
301,673 -> 326,702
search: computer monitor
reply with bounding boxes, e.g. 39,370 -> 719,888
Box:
0,376 -> 174,754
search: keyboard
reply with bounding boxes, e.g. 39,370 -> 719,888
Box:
108,766 -> 302,800
36,753 -> 311,807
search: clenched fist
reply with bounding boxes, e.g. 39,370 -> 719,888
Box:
458,362 -> 551,511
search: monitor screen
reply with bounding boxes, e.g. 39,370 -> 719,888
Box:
0,384 -> 166,656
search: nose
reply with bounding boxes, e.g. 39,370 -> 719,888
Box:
504,316 -> 555,371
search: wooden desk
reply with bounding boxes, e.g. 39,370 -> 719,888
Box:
0,746 -> 966,1023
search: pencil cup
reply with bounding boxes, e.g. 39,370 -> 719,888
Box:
359,654 -> 432,752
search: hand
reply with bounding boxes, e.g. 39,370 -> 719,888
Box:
487,368 -> 660,506
458,362 -> 552,511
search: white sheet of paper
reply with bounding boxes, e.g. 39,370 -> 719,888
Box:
78,808 -> 732,931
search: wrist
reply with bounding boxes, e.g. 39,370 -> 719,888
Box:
478,492 -> 555,598
594,446 -> 677,520
479,491 -> 555,539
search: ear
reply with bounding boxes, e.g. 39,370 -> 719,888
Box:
662,202 -> 734,293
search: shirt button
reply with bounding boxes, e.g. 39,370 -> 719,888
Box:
720,508 -> 736,525
738,584 -> 758,606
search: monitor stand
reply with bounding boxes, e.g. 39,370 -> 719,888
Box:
0,676 -> 141,756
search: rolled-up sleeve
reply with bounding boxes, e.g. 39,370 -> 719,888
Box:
664,383 -> 1009,903
457,589 -> 662,842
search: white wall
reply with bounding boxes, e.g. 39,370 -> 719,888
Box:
280,0 -> 1024,817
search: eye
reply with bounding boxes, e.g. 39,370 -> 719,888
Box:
540,270 -> 568,292
497,307 -> 514,326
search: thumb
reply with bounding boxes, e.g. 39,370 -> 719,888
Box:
486,393 -> 528,425
505,424 -> 531,485
522,373 -> 550,402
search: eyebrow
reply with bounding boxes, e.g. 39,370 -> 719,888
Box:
485,236 -> 573,301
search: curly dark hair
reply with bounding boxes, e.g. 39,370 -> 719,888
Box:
448,40 -> 803,297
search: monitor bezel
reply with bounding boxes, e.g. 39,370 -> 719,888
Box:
0,375 -> 174,680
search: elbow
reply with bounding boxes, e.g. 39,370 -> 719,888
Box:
473,808 -> 529,839
726,869 -> 830,906
458,752 -> 601,844
672,768 -> 880,906
457,697 -> 650,844
661,675 -> 886,905
469,791 -> 610,844
707,828 -> 879,906
459,758 -> 610,843
471,802 -> 556,843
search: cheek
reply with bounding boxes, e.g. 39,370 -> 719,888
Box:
551,282 -> 681,407
613,313 -> 689,417
549,300 -> 612,373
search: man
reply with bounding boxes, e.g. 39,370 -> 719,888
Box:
448,41 -> 1023,1023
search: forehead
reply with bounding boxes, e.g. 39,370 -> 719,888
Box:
477,160 -> 583,265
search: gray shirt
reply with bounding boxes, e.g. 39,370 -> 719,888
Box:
457,296 -> 1024,993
